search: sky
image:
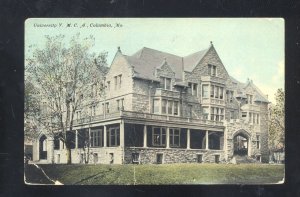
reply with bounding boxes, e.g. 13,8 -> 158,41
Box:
25,18 -> 284,103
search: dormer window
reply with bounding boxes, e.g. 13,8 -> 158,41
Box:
246,94 -> 253,104
208,64 -> 217,76
160,77 -> 172,90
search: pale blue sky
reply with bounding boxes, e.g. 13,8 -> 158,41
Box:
25,18 -> 284,103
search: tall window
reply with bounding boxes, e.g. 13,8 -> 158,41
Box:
188,105 -> 192,118
152,127 -> 166,147
169,128 -> 180,147
105,102 -> 109,114
256,135 -> 260,149
117,98 -> 124,111
210,85 -> 224,99
208,64 -> 217,76
202,107 -> 209,119
174,101 -> 179,115
108,127 -> 120,147
168,100 -> 173,115
188,82 -> 198,96
230,111 -> 234,119
91,129 -> 103,147
161,99 -> 167,114
118,75 -> 122,89
107,81 -> 110,91
90,105 -> 96,116
257,114 -> 260,124
246,94 -> 253,104
76,110 -> 81,120
160,77 -> 172,90
114,76 -> 118,90
227,90 -> 234,103
153,99 -> 160,114
210,107 -> 224,121
202,85 -> 209,98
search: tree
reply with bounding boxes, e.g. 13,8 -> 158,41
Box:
268,88 -> 285,151
25,34 -> 108,164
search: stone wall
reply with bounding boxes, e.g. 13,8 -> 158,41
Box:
124,147 -> 225,164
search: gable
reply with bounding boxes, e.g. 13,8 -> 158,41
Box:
156,62 -> 175,79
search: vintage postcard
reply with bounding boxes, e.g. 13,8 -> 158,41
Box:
24,18 -> 284,185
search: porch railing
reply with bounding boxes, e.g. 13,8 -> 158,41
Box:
73,110 -> 223,127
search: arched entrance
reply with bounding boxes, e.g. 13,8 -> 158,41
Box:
39,135 -> 47,160
233,130 -> 250,156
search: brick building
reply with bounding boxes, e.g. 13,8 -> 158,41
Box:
32,42 -> 270,164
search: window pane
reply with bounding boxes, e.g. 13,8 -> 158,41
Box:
174,101 -> 179,115
153,99 -> 160,114
166,78 -> 171,90
160,77 -> 165,88
168,101 -> 173,114
202,85 -> 208,98
210,85 -> 214,97
162,99 -> 167,114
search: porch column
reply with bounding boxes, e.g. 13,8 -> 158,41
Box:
103,125 -> 107,147
205,130 -> 209,150
248,137 -> 252,157
187,128 -> 190,149
166,127 -> 170,148
143,125 -> 147,148
75,130 -> 78,149
120,120 -> 125,147
88,128 -> 91,147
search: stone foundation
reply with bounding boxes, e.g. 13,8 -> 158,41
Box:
124,147 -> 225,164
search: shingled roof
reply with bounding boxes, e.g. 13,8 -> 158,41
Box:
123,46 -> 211,81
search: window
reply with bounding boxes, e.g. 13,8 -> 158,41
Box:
105,102 -> 109,114
117,98 -> 124,111
161,99 -> 167,114
210,85 -> 224,99
227,90 -> 234,103
174,101 -> 179,115
166,78 -> 171,90
208,64 -> 217,76
153,99 -> 160,114
114,76 -> 118,90
152,127 -> 166,147
76,111 -> 81,120
107,81 -> 110,90
249,112 -> 252,123
197,154 -> 203,163
230,111 -> 234,120
246,94 -> 253,104
256,135 -> 260,149
160,77 -> 172,90
156,153 -> 163,164
188,82 -> 198,96
242,112 -> 247,118
210,107 -> 224,121
188,105 -> 192,118
202,85 -> 209,98
90,105 -> 96,116
91,129 -> 103,147
202,107 -> 209,119
169,128 -> 180,147
257,114 -> 260,124
108,127 -> 120,147
132,153 -> 140,164
118,75 -> 122,89
215,155 -> 220,163
168,100 -> 173,115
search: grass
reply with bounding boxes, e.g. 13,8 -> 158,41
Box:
36,163 -> 284,185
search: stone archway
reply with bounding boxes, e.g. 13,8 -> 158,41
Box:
39,135 -> 47,160
232,129 -> 251,156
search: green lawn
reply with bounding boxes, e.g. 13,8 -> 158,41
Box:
37,163 -> 284,185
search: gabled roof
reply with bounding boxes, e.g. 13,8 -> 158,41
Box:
230,76 -> 269,103
183,48 -> 209,72
130,47 -> 183,79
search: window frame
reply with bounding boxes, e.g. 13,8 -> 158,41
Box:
169,128 -> 180,148
90,129 -> 103,147
108,127 -> 120,147
152,127 -> 166,147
